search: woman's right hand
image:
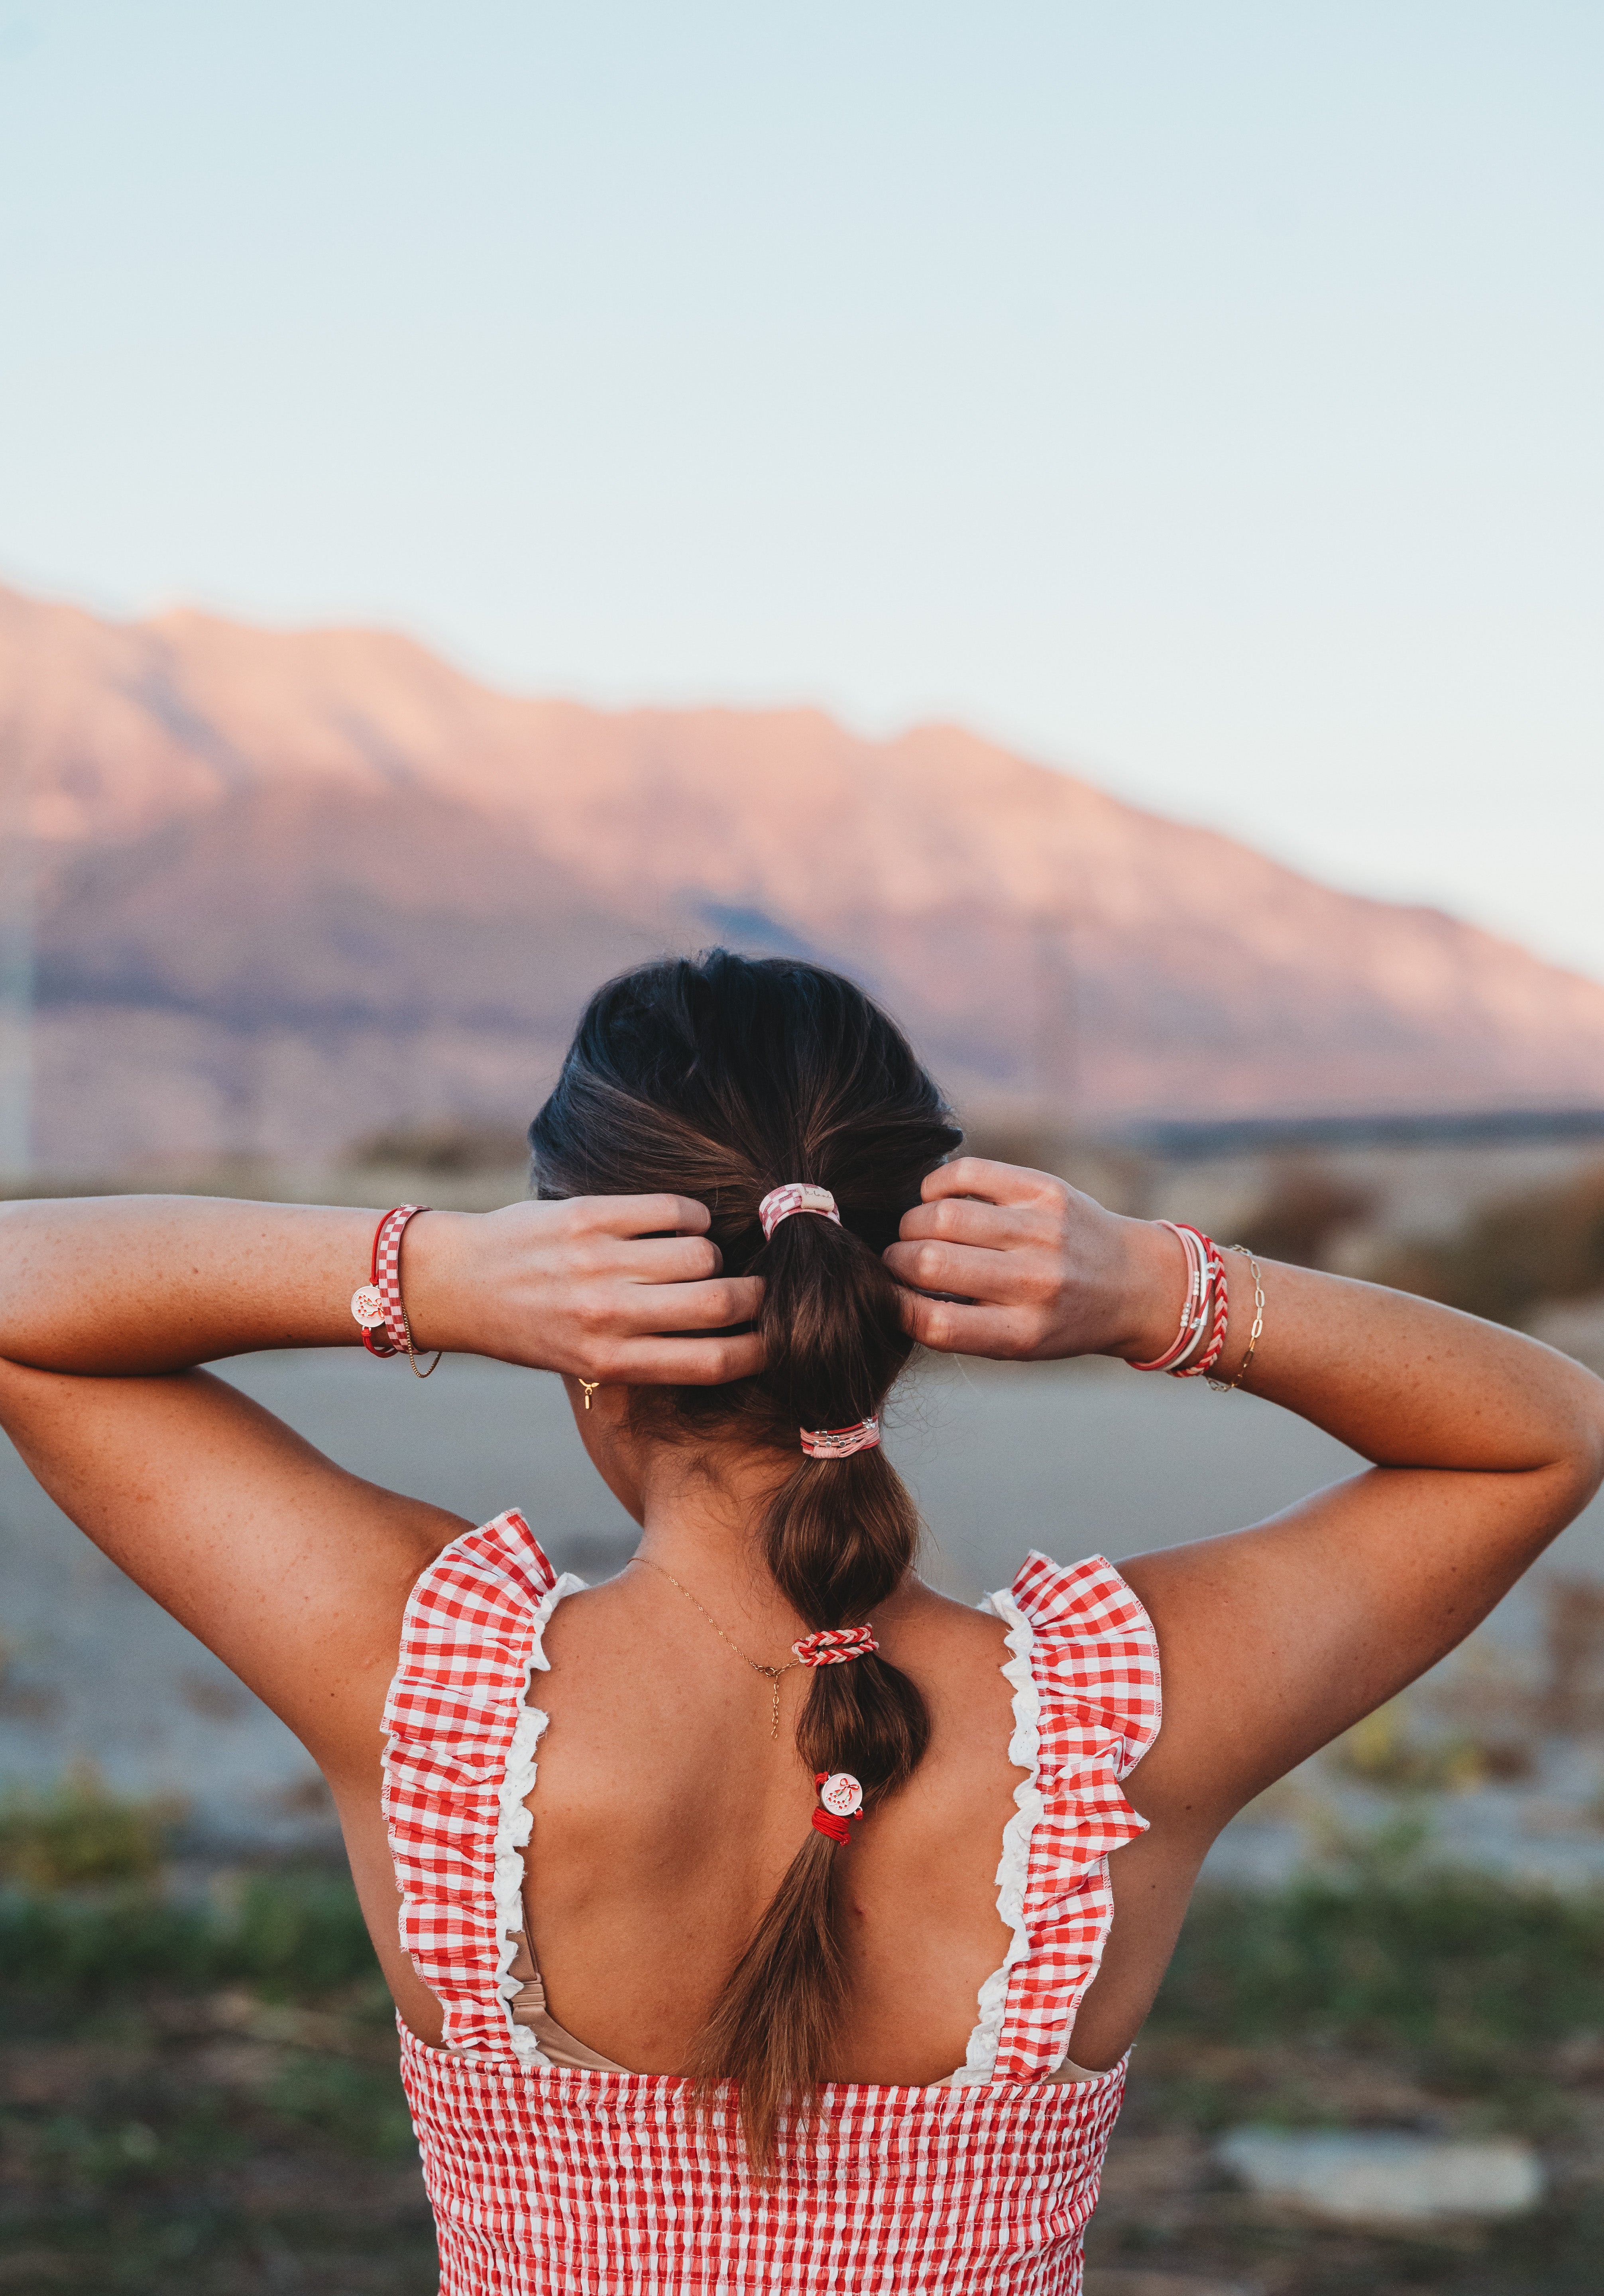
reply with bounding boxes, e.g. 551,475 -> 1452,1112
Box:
0,1193 -> 761,1384
408,1196 -> 763,1385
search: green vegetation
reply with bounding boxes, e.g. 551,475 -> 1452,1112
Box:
1153,1857 -> 1604,2067
0,1862 -> 429,2294
0,1766 -> 181,1891
0,1866 -> 378,2004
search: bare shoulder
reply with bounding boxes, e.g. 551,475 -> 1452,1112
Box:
879,1579 -> 1014,1738
884,1577 -> 1009,1655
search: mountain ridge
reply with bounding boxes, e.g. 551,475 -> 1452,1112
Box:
3,580 -> 1601,1170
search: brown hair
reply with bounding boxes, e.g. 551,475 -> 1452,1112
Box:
529,950 -> 961,2162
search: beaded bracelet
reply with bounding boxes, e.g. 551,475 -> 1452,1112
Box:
1170,1227 -> 1229,1380
1128,1222 -> 1232,1381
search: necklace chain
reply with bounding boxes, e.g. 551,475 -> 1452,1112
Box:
629,1555 -> 800,1739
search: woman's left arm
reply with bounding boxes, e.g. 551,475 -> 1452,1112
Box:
887,1158 -> 1604,1831
889,1158 -> 1604,2066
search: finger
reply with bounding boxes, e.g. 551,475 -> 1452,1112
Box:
600,1332 -> 767,1386
884,1237 -> 1041,1304
569,1194 -> 714,1239
920,1158 -> 1061,1210
608,1276 -> 763,1334
896,1291 -> 1042,1358
896,1197 -> 1026,1251
609,1233 -> 725,1284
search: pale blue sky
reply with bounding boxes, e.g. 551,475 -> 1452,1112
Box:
2,3 -> 1601,973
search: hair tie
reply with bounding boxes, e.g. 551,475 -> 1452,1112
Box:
811,1771 -> 865,1846
792,1625 -> 878,1667
758,1183 -> 840,1241
800,1416 -> 880,1460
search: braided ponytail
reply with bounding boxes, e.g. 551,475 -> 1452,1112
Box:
530,949 -> 962,2166
682,1203 -> 930,2159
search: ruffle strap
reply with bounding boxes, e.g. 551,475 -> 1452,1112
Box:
381,1509 -> 584,2064
961,1552 -> 1161,2086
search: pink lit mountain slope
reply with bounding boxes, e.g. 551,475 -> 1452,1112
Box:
4,581 -> 1603,1169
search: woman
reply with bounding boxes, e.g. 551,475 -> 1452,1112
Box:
1,950 -> 1600,2294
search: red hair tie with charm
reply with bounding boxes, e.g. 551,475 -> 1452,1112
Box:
812,1771 -> 865,1846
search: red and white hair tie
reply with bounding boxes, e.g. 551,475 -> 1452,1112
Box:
757,1187 -> 881,1458
800,1416 -> 881,1460
792,1625 -> 878,1666
758,1183 -> 840,1240
812,1770 -> 865,1846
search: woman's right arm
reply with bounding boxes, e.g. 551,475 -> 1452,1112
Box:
0,1194 -> 761,1775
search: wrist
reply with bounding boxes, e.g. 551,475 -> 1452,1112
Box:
1105,1218 -> 1191,1362
392,1207 -> 479,1354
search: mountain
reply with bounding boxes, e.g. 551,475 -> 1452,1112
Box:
4,580 -> 1603,1170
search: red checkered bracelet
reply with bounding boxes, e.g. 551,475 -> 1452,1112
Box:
350,1205 -> 442,1378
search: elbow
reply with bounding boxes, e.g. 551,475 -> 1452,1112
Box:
1552,1368 -> 1604,1517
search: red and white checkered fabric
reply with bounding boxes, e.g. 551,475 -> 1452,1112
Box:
383,1513 -> 1161,2294
985,1551 -> 1164,2080
383,1511 -> 563,2056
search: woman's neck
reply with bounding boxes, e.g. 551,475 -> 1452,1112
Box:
627,1440 -> 927,1651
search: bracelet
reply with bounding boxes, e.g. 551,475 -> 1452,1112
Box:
1128,1223 -> 1208,1372
1171,1228 -> 1229,1379
1207,1246 -> 1264,1393
1129,1223 -> 1228,1378
350,1205 -> 442,1379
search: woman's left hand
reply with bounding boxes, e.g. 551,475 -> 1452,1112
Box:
883,1158 -> 1180,1362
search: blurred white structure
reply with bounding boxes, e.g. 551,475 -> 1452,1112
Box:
1218,2129 -> 1544,2226
0,745 -> 31,1177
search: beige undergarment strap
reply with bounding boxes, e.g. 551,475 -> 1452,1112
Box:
506,1926 -> 632,2076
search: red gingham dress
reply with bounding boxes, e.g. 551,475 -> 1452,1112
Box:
383,1512 -> 1162,2295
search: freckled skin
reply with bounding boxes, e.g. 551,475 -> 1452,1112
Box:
0,1173 -> 1600,2079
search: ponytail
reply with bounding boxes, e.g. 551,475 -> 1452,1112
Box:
686,1445 -> 929,2162
529,949 -> 962,2168
683,1195 -> 931,2164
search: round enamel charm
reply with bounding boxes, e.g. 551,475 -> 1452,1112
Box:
350,1284 -> 386,1329
818,1772 -> 864,1818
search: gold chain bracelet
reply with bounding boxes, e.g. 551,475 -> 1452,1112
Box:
1207,1245 -> 1264,1393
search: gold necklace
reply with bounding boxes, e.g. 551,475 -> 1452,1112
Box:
629,1555 -> 801,1739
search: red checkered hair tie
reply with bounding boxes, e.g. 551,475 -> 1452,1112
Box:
758,1183 -> 840,1240
792,1626 -> 879,1667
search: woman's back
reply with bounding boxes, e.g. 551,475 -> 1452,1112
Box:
529,1559 -> 1026,2084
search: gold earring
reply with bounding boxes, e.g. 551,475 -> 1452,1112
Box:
578,1379 -> 600,1411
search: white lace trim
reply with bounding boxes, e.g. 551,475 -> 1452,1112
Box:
947,1584 -> 1043,2088
491,1564 -> 588,2069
